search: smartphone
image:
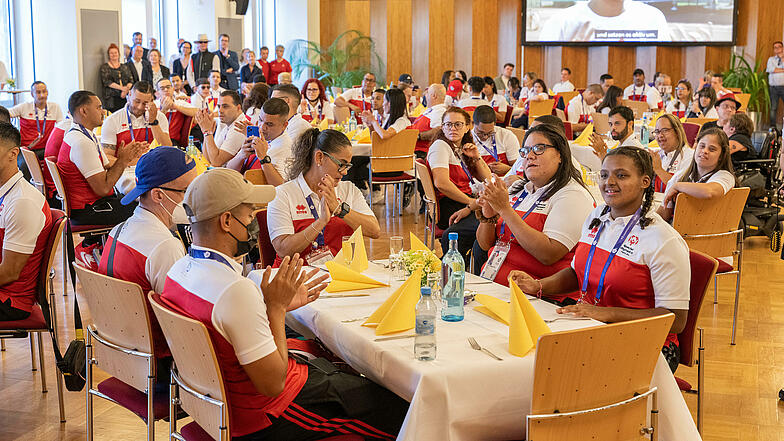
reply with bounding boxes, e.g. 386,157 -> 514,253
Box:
246,125 -> 260,138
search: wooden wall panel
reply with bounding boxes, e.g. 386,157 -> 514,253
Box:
453,0 -> 472,75
705,46 -> 731,73
470,0 -> 498,76
428,0 -> 455,85
607,46 -> 636,86
369,0 -> 387,76
753,0 -> 784,62
522,46 -> 544,77
411,0 -> 430,86
656,46 -> 684,80
386,0 -> 412,81
497,0 -> 521,78
561,47 -> 588,88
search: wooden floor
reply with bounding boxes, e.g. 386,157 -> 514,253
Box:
3,196 -> 784,441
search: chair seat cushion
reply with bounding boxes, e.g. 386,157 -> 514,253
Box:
180,422 -> 214,441
371,173 -> 415,182
97,377 -> 169,423
69,222 -> 113,234
675,376 -> 692,391
0,305 -> 46,330
716,259 -> 734,273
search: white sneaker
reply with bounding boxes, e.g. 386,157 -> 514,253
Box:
372,190 -> 385,205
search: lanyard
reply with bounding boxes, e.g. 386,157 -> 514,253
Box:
499,189 -> 547,238
458,155 -> 475,184
70,123 -> 102,158
35,105 -> 48,135
633,85 -> 646,98
126,106 -> 149,142
308,100 -> 323,120
581,208 -> 641,303
189,248 -> 234,270
475,131 -> 498,161
304,195 -> 326,247
0,176 -> 22,208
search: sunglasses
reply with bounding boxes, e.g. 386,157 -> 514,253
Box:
519,143 -> 554,156
322,151 -> 352,172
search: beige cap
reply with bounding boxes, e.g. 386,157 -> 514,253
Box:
184,168 -> 275,223
195,33 -> 211,42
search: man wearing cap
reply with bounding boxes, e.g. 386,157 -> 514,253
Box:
192,34 -> 221,83
195,90 -> 249,166
98,147 -> 197,361
161,168 -> 407,440
700,93 -> 740,133
334,72 -> 376,113
190,78 -> 217,113
445,78 -> 465,107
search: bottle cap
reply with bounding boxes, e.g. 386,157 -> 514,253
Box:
449,232 -> 458,240
420,286 -> 432,295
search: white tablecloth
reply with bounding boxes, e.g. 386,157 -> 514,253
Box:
274,263 -> 701,441
352,141 -> 371,157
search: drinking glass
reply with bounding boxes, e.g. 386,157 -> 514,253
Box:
341,236 -> 354,266
389,236 -> 404,279
426,272 -> 442,306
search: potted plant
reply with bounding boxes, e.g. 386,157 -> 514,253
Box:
287,30 -> 386,98
723,51 -> 771,128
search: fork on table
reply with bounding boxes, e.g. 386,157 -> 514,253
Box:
467,337 -> 503,361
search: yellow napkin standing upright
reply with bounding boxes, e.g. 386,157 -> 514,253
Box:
355,127 -> 371,143
509,281 -> 551,356
363,270 -> 422,335
410,103 -> 426,118
333,226 -> 368,272
319,118 -> 330,130
573,123 -> 594,146
324,261 -> 387,292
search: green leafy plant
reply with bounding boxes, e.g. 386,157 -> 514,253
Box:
723,51 -> 770,115
286,30 -> 385,89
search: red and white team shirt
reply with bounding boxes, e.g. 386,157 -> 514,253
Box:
486,180 -> 594,298
427,139 -> 474,197
285,113 -> 313,144
623,84 -> 663,109
241,132 -> 293,177
97,206 -> 185,358
161,246 -> 307,436
58,125 -> 112,210
456,96 -> 491,112
653,146 -> 694,192
43,118 -> 72,198
100,105 -> 169,153
266,173 -> 372,262
156,98 -> 195,146
339,87 -> 374,112
567,94 -> 597,124
0,173 -> 52,312
571,205 -> 690,346
384,115 -> 412,133
215,113 -> 251,160
190,93 -> 216,111
9,101 -> 64,148
664,167 -> 734,198
487,93 -> 509,113
665,100 -> 691,118
410,104 -> 447,154
299,100 -> 334,122
472,126 -> 520,166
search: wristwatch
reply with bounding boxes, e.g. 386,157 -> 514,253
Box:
259,155 -> 272,164
336,202 -> 350,219
148,119 -> 159,126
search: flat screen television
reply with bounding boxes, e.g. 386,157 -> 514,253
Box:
524,0 -> 737,45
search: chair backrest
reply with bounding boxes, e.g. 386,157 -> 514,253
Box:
529,99 -> 555,119
148,293 -> 229,440
559,90 -> 579,104
679,250 -> 718,367
682,122 -> 701,147
369,129 -> 418,174
735,93 -> 750,112
562,121 -> 573,140
530,314 -> 674,439
74,264 -> 155,392
414,159 -> 439,224
684,117 -> 716,127
244,168 -> 268,185
507,127 -> 526,146
44,157 -> 69,214
590,112 -> 610,134
672,187 -> 750,257
621,99 -> 650,119
20,148 -> 45,193
36,209 -> 66,325
255,209 -> 277,268
333,105 -> 350,124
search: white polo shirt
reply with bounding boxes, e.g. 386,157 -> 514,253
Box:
338,87 -> 373,112
285,113 -> 312,144
9,101 -> 64,147
472,126 -> 520,166
623,84 -> 663,109
658,147 -> 694,175
100,105 -> 169,148
267,132 -> 294,177
456,96 -> 491,111
59,126 -> 112,210
384,115 -> 411,133
190,93 -> 213,110
567,94 -> 597,124
266,173 -> 373,242
665,100 -> 692,118
487,94 -> 509,113
427,139 -> 474,196
665,167 -> 735,195
215,113 -> 250,158
553,81 -> 576,94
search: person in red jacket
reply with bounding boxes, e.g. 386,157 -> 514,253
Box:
267,45 -> 292,86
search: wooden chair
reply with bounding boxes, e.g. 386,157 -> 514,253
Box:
684,117 -> 717,127
333,105 -> 350,124
559,90 -> 579,104
255,210 -> 277,268
414,159 -> 443,250
676,250 -> 719,435
75,265 -> 171,441
0,209 -> 67,422
621,99 -> 650,119
243,168 -> 268,185
527,314 -> 674,440
672,187 -> 751,345
20,147 -> 46,195
590,112 -> 610,134
682,122 -> 701,146
507,127 -> 526,146
529,99 -> 555,119
734,93 -> 750,112
368,129 -> 418,216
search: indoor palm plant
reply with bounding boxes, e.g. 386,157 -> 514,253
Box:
723,51 -> 770,127
287,30 -> 385,96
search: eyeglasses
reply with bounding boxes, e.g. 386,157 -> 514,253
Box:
674,87 -> 687,91
519,143 -> 555,156
651,128 -> 673,137
306,88 -> 320,92
362,78 -> 376,84
199,85 -> 210,89
157,186 -> 187,194
443,121 -> 466,130
322,151 -> 352,172
474,128 -> 494,139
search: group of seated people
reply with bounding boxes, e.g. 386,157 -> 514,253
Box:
0,59 -> 753,439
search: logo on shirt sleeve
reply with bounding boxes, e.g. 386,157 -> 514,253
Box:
295,204 -> 307,214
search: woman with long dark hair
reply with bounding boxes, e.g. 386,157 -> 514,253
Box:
242,83 -> 270,124
299,78 -> 334,124
687,87 -> 718,118
595,85 -> 623,115
666,80 -> 693,118
361,87 -> 410,139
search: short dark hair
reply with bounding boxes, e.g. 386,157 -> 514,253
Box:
272,83 -> 301,101
31,81 -> 45,91
261,97 -> 289,118
68,90 -> 98,115
599,73 -> 613,83
220,90 -> 242,106
774,41 -> 783,47
712,72 -> 724,79
473,105 -> 496,125
209,70 -> 221,76
260,46 -> 269,51
467,76 -> 485,93
373,88 -> 385,94
219,33 -> 229,40
608,105 -> 635,124
0,121 -> 19,150
633,68 -> 645,77
0,106 -> 10,123
562,67 -> 572,74
132,81 -> 154,95
169,73 -> 182,81
132,31 -> 142,37
503,63 -> 514,69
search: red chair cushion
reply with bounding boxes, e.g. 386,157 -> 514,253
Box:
96,377 -> 169,423
255,211 -> 277,268
675,376 -> 692,391
0,305 -> 46,330
180,422 -> 214,441
371,173 -> 415,182
69,222 -> 113,233
716,259 -> 733,273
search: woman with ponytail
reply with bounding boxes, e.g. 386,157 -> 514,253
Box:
508,146 -> 690,373
266,128 -> 380,265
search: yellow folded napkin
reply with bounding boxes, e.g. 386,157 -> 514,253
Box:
410,103 -> 426,118
649,110 -> 665,128
345,128 -> 358,140
680,116 -> 687,123
363,270 -> 422,335
548,89 -> 555,96
474,294 -> 511,325
410,232 -> 431,252
324,261 -> 388,293
648,139 -> 659,149
573,123 -> 594,146
354,127 -> 371,143
333,226 -> 368,273
319,118 -> 329,130
509,281 -> 551,357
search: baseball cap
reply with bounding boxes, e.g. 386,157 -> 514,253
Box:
183,168 -> 276,223
121,147 -> 196,205
398,73 -> 413,84
715,92 -> 741,109
447,79 -> 463,98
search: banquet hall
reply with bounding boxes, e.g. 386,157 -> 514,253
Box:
1,0 -> 783,440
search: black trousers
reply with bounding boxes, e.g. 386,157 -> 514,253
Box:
69,195 -> 137,227
440,209 -> 481,271
235,364 -> 409,441
0,298 -> 31,321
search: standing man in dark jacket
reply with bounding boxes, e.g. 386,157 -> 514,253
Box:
192,34 -> 220,83
215,34 -> 240,91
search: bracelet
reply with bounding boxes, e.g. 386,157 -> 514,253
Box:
474,209 -> 499,224
536,279 -> 543,299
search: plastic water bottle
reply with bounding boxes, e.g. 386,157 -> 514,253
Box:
415,286 -> 437,361
640,115 -> 650,148
186,136 -> 198,157
348,111 -> 357,132
441,232 -> 465,322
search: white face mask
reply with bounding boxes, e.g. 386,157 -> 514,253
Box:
160,190 -> 189,225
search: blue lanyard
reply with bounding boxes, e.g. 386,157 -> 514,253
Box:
69,123 -> 102,158
189,248 -> 234,270
126,106 -> 149,142
581,208 -> 641,303
308,101 -> 323,119
304,195 -> 326,247
475,132 -> 498,161
499,189 -> 547,238
35,105 -> 48,135
0,176 -> 22,207
633,85 -> 646,98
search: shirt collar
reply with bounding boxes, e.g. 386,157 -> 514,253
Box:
268,131 -> 290,148
296,173 -> 317,199
189,244 -> 244,273
0,171 -> 23,195
132,205 -> 172,232
596,205 -> 640,226
521,179 -> 554,197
